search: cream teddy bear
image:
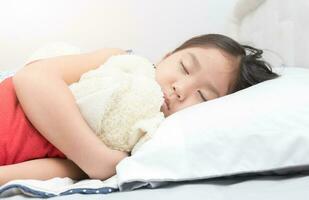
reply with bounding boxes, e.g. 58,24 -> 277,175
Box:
69,54 -> 165,155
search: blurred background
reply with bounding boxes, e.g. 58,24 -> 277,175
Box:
0,0 -> 238,70
0,0 -> 308,71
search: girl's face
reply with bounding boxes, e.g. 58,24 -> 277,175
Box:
155,47 -> 240,117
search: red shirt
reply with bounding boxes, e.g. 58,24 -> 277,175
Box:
0,77 -> 65,166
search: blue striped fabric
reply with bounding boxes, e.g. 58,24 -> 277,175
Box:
0,183 -> 117,198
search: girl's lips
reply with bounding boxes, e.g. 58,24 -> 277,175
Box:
163,92 -> 170,110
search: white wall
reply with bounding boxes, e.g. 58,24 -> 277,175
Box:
235,0 -> 309,68
0,0 -> 238,71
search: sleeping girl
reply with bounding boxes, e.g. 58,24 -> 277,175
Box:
0,34 -> 279,185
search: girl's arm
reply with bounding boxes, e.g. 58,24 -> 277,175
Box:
12,48 -> 128,180
0,158 -> 88,186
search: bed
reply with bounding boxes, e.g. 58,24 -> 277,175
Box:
1,0 -> 309,199
4,174 -> 309,200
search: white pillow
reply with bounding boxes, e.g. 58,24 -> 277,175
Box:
116,67 -> 309,190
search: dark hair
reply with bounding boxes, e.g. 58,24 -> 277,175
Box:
171,34 -> 279,93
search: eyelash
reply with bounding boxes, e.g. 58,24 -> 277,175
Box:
180,61 -> 189,75
198,90 -> 207,102
180,61 -> 207,102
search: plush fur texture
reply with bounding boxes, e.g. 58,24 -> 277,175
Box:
69,55 -> 165,154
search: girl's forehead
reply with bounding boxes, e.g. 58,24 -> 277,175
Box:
179,47 -> 240,72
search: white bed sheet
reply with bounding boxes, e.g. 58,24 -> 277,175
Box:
4,174 -> 309,200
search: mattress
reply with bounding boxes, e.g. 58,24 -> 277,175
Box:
4,174 -> 309,200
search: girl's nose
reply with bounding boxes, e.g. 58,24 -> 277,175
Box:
172,86 -> 185,101
172,78 -> 196,101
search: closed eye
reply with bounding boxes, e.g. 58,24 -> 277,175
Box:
180,61 -> 189,75
180,61 -> 207,101
198,90 -> 207,102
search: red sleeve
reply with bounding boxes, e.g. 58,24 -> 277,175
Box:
0,77 -> 66,166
